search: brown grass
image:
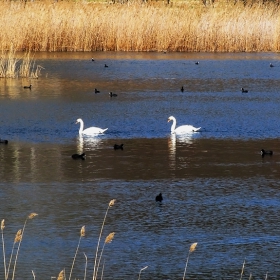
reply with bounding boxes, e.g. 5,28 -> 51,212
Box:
0,0 -> 279,52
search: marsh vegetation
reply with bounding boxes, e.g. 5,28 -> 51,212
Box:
0,0 -> 279,52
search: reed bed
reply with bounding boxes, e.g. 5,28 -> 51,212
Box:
0,0 -> 280,52
0,47 -> 43,78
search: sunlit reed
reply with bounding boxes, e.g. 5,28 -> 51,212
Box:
95,232 -> 115,278
69,226 -> 86,280
0,1 -> 279,52
11,213 -> 38,280
1,219 -> 6,280
0,47 -> 43,78
6,229 -> 22,280
57,269 -> 65,280
138,265 -> 148,280
240,259 -> 246,280
93,199 -> 116,280
182,242 -> 198,280
83,253 -> 88,280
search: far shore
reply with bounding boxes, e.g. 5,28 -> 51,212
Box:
0,0 -> 280,52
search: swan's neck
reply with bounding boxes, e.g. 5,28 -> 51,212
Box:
171,118 -> 176,133
79,121 -> 84,134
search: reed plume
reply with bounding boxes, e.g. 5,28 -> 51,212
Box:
68,225 -> 86,280
93,199 -> 116,280
11,213 -> 38,280
57,269 -> 65,280
182,242 -> 198,280
6,229 -> 22,280
1,219 -> 7,280
95,232 -> 115,278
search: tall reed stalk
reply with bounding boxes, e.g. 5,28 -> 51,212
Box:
93,199 -> 116,280
240,259 -> 246,280
6,229 -> 22,280
83,253 -> 88,280
68,225 -> 86,280
11,213 -> 38,280
1,219 -> 7,280
182,242 -> 198,280
138,265 -> 148,280
95,232 -> 115,278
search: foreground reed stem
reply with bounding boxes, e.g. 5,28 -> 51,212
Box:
83,253 -> 87,280
92,199 -> 116,280
95,232 -> 115,278
240,259 -> 246,280
11,213 -> 38,280
182,242 -> 198,280
138,265 -> 148,280
68,226 -> 85,280
1,219 -> 7,280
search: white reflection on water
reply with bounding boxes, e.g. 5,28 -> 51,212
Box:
168,133 -> 194,170
76,135 -> 103,153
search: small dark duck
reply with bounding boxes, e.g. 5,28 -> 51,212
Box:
181,86 -> 184,92
72,153 -> 86,160
270,63 -> 274,67
104,64 -> 108,68
23,84 -> 32,89
155,193 -> 163,202
114,144 -> 124,150
95,88 -> 100,93
0,139 -> 8,144
261,149 -> 273,157
241,87 -> 248,93
109,92 -> 117,97
195,61 -> 199,65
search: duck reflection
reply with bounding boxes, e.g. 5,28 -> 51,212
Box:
168,133 -> 194,170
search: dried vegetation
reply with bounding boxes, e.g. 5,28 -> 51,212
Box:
0,0 -> 279,52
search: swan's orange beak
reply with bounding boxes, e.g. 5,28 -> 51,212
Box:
167,118 -> 171,122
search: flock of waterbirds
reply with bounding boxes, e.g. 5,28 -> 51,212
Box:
13,59 -> 277,202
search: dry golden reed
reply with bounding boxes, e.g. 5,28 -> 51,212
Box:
189,242 -> 198,253
0,1 -> 280,52
105,232 -> 115,244
57,269 -> 65,280
182,242 -> 198,280
28,213 -> 38,219
1,219 -> 4,230
93,199 -> 116,280
14,229 -> 22,243
80,225 -> 86,237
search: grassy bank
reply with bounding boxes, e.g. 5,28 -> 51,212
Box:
0,0 -> 279,52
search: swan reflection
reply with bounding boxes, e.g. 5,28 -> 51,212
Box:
168,133 -> 195,170
76,135 -> 103,153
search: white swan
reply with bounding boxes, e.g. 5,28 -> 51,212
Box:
76,118 -> 108,135
168,116 -> 201,134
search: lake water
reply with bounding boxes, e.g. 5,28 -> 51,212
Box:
0,52 -> 280,280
